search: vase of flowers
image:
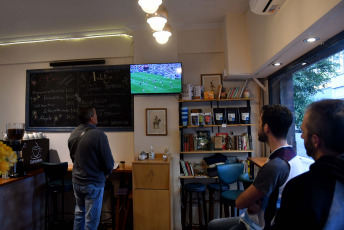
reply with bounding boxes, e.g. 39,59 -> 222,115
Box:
0,142 -> 17,178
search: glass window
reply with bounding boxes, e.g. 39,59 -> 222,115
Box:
269,31 -> 344,159
293,50 -> 344,158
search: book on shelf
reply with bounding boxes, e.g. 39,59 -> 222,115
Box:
217,85 -> 222,99
180,160 -> 189,176
183,134 -> 194,151
238,79 -> 249,99
242,133 -> 248,150
249,134 -> 253,150
229,86 -> 237,99
189,162 -> 194,176
232,86 -> 240,99
226,87 -> 233,99
185,161 -> 193,176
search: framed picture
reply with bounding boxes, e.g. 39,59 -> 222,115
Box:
146,108 -> 167,136
201,74 -> 222,98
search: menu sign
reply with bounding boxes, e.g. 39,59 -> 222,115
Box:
26,65 -> 133,132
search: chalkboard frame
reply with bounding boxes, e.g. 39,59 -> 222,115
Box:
25,65 -> 134,132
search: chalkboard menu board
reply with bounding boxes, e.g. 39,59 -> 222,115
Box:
26,65 -> 133,132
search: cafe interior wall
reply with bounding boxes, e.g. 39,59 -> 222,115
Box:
0,24 -> 259,229
0,36 -> 135,165
0,2 -> 340,227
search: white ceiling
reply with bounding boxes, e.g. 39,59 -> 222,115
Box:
0,0 -> 249,40
1,0 -> 344,78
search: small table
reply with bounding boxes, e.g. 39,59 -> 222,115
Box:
247,157 -> 268,179
68,164 -> 132,188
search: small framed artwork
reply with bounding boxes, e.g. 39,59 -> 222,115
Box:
201,74 -> 223,98
146,108 -> 167,136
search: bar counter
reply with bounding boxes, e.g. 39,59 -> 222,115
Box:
0,168 -> 44,187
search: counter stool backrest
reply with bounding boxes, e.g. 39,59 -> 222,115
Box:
42,162 -> 70,192
217,163 -> 244,186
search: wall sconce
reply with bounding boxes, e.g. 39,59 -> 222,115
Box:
146,5 -> 168,31
138,0 -> 162,14
153,23 -> 172,44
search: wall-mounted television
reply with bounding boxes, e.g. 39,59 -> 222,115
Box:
130,62 -> 182,94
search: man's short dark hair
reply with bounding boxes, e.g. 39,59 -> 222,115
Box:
261,104 -> 293,139
78,106 -> 95,124
306,99 -> 344,153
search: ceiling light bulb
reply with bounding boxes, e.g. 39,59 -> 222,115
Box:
146,5 -> 168,31
153,30 -> 171,44
302,62 -> 307,65
147,17 -> 167,31
272,62 -> 282,66
303,37 -> 320,43
153,23 -> 172,44
138,0 -> 162,14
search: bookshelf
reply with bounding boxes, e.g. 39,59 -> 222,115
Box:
179,97 -> 253,179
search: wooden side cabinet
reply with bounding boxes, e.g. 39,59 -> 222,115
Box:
132,158 -> 171,230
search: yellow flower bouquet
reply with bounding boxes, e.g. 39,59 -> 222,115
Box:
0,142 -> 17,175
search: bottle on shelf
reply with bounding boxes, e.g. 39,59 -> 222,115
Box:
149,145 -> 155,160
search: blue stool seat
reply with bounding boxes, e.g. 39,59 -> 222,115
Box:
207,183 -> 230,221
184,183 -> 206,192
207,183 -> 229,191
182,183 -> 208,230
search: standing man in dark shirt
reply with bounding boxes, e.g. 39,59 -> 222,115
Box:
272,99 -> 344,230
68,106 -> 114,230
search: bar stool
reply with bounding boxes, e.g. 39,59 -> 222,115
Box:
42,162 -> 73,229
217,163 -> 244,218
98,179 -> 115,230
115,187 -> 130,230
182,183 -> 208,230
121,191 -> 133,230
207,183 -> 229,221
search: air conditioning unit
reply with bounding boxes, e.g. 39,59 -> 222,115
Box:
249,0 -> 286,15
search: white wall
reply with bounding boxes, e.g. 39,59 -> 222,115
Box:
0,36 -> 135,164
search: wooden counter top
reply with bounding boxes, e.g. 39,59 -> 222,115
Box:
0,168 -> 44,187
68,164 -> 132,173
247,157 -> 268,168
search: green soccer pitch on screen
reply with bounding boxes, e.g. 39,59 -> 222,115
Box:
130,63 -> 182,95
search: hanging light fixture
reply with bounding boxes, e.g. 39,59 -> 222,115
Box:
138,0 -> 162,14
146,5 -> 168,31
153,23 -> 172,44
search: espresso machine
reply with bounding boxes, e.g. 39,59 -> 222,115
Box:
7,123 -> 26,178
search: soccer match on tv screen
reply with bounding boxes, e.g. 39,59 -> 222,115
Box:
130,63 -> 182,94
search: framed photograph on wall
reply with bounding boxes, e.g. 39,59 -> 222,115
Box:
146,108 -> 167,136
201,74 -> 222,98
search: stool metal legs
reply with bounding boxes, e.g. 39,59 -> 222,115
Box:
182,189 -> 208,230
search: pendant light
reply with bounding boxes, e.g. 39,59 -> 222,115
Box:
153,23 -> 172,44
146,5 -> 168,31
138,0 -> 162,14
